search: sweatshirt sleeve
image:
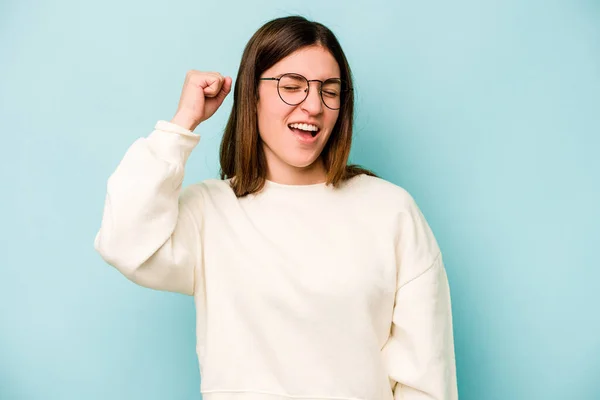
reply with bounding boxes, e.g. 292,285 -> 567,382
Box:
381,195 -> 458,399
94,120 -> 202,296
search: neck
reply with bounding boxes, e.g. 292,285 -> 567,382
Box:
265,157 -> 327,186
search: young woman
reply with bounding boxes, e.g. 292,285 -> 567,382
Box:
95,15 -> 458,400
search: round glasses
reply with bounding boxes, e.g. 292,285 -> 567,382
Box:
259,73 -> 350,110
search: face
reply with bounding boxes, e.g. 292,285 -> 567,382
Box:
257,45 -> 341,183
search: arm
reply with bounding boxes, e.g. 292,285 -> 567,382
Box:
381,196 -> 458,399
94,121 -> 202,295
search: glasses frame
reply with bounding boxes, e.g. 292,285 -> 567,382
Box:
259,73 -> 352,110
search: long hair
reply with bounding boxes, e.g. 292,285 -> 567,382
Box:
219,15 -> 377,197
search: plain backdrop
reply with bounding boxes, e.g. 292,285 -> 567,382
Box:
1,0 -> 599,399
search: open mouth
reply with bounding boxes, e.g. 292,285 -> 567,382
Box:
288,123 -> 320,139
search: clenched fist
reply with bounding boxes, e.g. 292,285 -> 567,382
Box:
171,71 -> 233,131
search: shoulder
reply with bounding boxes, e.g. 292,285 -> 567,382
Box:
346,174 -> 420,213
196,178 -> 234,193
180,178 -> 235,205
349,174 -> 440,252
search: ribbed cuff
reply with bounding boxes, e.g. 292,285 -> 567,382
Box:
155,120 -> 199,137
146,120 -> 201,165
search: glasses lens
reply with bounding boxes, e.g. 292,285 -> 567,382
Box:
278,74 -> 308,105
321,78 -> 343,110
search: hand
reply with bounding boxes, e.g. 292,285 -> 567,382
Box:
171,71 -> 233,131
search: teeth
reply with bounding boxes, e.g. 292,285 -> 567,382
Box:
289,123 -> 318,132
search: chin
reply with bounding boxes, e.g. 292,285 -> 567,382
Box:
263,140 -> 325,171
280,151 -> 322,169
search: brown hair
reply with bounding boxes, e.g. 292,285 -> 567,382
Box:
219,15 -> 377,197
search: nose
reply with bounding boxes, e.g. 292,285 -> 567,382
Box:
300,81 -> 323,115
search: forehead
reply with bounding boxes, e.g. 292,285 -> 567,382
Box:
264,45 -> 341,80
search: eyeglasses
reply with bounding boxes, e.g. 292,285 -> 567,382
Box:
259,73 -> 351,110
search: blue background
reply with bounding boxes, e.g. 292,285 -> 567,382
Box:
1,0 -> 599,399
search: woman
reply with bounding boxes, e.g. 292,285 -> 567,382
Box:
95,15 -> 458,400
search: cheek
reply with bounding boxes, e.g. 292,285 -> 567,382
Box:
257,96 -> 293,135
325,111 -> 340,131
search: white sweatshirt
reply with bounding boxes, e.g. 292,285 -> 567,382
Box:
94,120 -> 458,400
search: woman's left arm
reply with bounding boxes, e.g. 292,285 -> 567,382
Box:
381,193 -> 458,399
382,253 -> 458,399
